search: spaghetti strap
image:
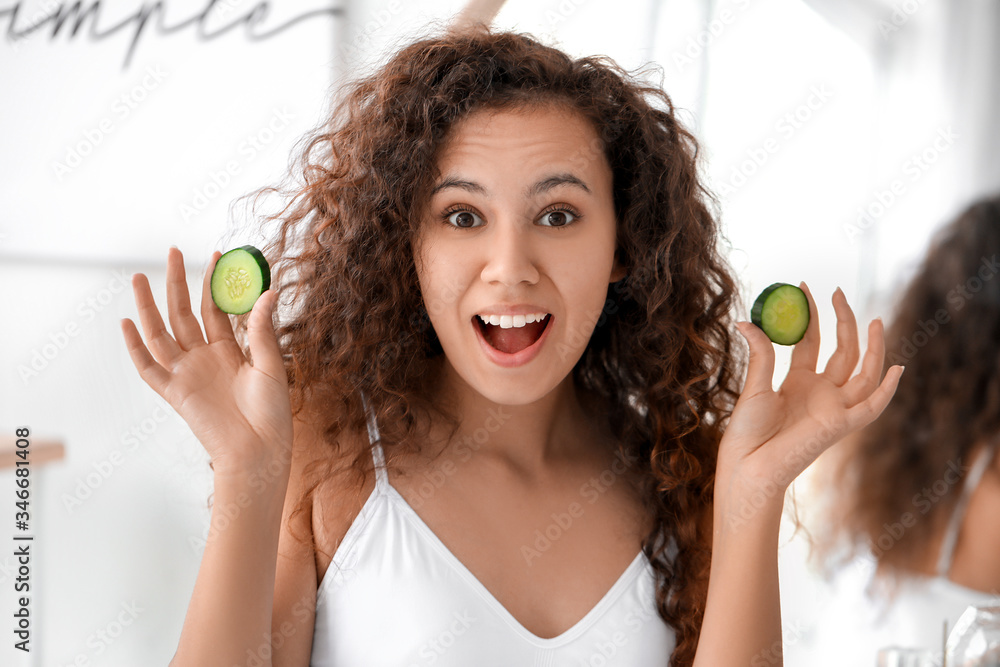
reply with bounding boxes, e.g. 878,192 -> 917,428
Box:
935,443 -> 996,577
359,390 -> 388,489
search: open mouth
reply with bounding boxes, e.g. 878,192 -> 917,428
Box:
473,314 -> 552,355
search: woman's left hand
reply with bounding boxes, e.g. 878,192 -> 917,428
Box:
718,282 -> 904,515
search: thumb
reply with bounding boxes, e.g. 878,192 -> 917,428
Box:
247,290 -> 285,383
737,321 -> 775,399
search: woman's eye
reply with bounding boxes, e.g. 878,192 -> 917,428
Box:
441,206 -> 580,229
538,209 -> 577,227
444,209 -> 483,228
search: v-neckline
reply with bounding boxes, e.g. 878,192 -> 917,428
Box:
381,478 -> 648,647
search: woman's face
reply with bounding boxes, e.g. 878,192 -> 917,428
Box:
414,103 -> 626,406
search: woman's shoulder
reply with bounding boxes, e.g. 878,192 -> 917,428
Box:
269,404 -> 376,665
288,401 -> 378,585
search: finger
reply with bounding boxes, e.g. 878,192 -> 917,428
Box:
166,247 -> 207,351
844,364 -> 905,432
736,320 -> 775,399
841,318 -> 886,406
201,251 -> 238,345
789,281 -> 820,372
132,271 -> 183,365
247,290 -> 286,383
822,287 -> 860,386
121,317 -> 171,395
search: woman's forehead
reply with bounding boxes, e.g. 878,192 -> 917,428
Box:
430,105 -> 610,186
440,102 -> 598,148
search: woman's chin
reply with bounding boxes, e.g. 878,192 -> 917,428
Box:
436,352 -> 561,407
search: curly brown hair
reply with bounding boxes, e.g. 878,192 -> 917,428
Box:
815,194 -> 1000,581
233,23 -> 746,666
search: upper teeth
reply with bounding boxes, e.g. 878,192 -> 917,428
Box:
477,313 -> 549,329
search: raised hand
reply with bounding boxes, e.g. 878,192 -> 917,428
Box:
120,247 -> 293,475
719,282 -> 904,505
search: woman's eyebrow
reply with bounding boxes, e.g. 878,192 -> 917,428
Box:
430,172 -> 592,198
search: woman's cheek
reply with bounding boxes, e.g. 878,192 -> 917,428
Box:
420,261 -> 464,321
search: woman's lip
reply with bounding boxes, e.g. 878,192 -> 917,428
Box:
472,314 -> 553,368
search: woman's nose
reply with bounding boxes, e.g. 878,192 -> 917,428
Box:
478,217 -> 540,287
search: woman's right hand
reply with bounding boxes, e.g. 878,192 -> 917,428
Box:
120,247 -> 293,476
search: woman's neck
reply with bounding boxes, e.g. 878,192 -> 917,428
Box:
421,357 -> 616,483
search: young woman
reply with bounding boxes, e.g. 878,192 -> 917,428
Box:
806,195 -> 1000,664
120,25 -> 903,666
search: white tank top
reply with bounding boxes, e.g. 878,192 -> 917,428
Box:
310,395 -> 677,666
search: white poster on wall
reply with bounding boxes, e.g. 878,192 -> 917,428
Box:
1,0 -> 343,264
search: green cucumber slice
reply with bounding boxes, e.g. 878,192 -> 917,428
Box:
210,245 -> 270,314
750,283 -> 809,345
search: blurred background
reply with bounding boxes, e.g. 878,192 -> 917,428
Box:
2,0 -> 998,664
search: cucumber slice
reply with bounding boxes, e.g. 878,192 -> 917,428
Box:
210,245 -> 270,314
750,283 -> 809,345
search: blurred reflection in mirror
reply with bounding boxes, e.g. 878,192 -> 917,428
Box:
802,193 -> 1000,667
